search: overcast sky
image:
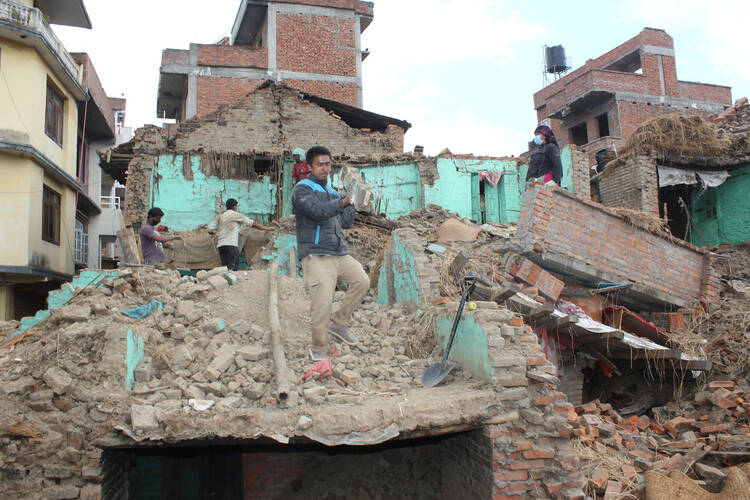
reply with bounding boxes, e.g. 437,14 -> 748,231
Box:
55,0 -> 749,156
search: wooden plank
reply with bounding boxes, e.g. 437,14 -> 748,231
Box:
707,450 -> 750,463
621,359 -> 712,372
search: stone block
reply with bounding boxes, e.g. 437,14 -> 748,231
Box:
44,486 -> 80,500
207,344 -> 236,378
206,266 -> 228,277
206,274 -> 229,290
2,376 -> 35,396
131,404 -> 158,432
134,355 -> 153,382
43,367 -> 72,395
52,304 -> 91,322
81,466 -> 102,481
237,345 -> 268,361
44,465 -> 74,479
304,385 -> 327,403
215,396 -> 243,409
169,345 -> 194,370
80,485 -> 101,500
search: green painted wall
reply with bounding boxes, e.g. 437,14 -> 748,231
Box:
332,163 -> 422,219
559,146 -> 576,193
377,232 -> 421,305
691,165 -> 750,246
126,329 -> 144,391
152,155 -> 276,231
423,158 -> 526,223
434,312 -> 494,385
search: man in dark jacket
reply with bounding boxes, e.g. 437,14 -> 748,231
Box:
292,145 -> 370,360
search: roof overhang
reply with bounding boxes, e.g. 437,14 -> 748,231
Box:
300,90 -> 411,133
79,94 -> 115,141
551,89 -> 615,121
36,0 -> 91,28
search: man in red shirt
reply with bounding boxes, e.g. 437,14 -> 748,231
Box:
292,147 -> 311,184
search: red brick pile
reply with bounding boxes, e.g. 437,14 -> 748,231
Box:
573,380 -> 750,498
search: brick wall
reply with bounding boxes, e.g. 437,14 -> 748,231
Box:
196,76 -> 262,117
514,185 -> 721,306
598,154 -> 658,213
196,44 -> 267,68
568,145 -> 591,200
441,428 -> 493,499
679,81 -> 732,104
283,79 -> 359,108
276,13 -> 356,77
71,53 -> 116,137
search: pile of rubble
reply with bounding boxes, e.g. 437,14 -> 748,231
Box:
573,379 -> 750,498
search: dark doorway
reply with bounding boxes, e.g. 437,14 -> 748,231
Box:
659,184 -> 692,240
597,113 -> 610,137
570,123 -> 589,146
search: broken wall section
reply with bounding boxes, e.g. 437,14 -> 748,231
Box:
432,302 -> 585,497
174,85 -> 402,156
377,229 -> 440,306
597,154 -> 659,214
514,184 -> 720,309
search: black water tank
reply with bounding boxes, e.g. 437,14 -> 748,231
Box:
545,45 -> 567,73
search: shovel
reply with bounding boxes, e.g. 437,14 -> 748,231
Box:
422,275 -> 489,388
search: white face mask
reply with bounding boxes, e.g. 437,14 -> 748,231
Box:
533,135 -> 543,146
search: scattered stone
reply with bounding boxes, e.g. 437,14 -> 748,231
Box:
43,367 -> 72,395
131,404 -> 158,432
134,355 -> 153,382
297,415 -> 313,430
237,345 -> 268,361
2,376 -> 35,396
304,385 -> 327,404
52,304 -> 91,322
189,399 -> 214,411
169,345 -> 194,370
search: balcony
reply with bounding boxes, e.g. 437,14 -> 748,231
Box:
0,0 -> 85,99
98,195 -> 123,237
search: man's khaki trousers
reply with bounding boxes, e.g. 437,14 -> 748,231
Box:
301,254 -> 370,352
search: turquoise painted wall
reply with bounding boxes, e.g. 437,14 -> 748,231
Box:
559,146 -> 576,193
423,158 -> 526,223
434,313 -> 494,384
331,163 -> 422,219
691,165 -> 750,246
152,155 -> 276,231
377,232 -> 421,305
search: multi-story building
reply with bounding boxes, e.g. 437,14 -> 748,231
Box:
0,1 -> 128,320
533,28 -> 732,163
157,0 -> 374,121
71,52 -> 133,272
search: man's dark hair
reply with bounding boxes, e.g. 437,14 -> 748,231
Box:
147,207 -> 164,218
226,198 -> 238,210
306,146 -> 331,166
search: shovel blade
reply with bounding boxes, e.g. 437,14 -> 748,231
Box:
421,361 -> 456,388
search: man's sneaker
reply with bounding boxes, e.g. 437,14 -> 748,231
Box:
328,322 -> 358,345
308,347 -> 328,361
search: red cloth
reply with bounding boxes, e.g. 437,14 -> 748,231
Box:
292,161 -> 311,184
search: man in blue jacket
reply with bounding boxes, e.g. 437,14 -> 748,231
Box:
292,145 -> 370,360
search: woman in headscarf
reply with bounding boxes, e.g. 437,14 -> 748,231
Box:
292,147 -> 311,184
525,125 -> 563,186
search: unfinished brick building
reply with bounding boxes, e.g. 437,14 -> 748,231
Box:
157,0 -> 373,121
533,28 -> 732,162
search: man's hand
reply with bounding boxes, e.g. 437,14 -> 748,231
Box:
341,194 -> 352,207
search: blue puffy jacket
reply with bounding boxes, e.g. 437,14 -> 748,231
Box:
292,176 -> 355,260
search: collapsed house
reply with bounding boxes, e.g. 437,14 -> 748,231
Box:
594,97 -> 750,247
2,193 -> 748,499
